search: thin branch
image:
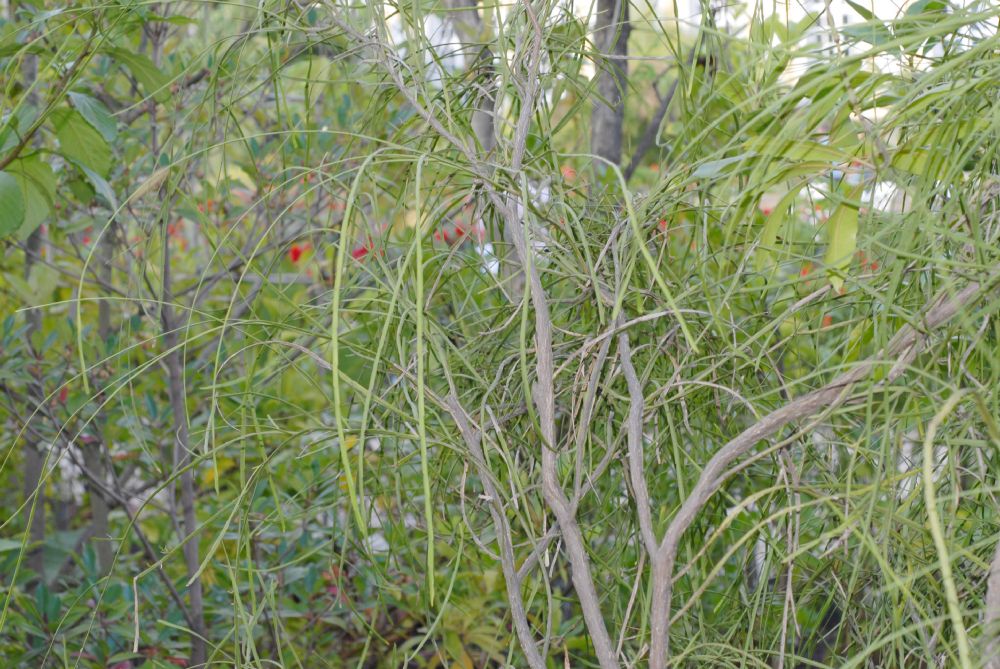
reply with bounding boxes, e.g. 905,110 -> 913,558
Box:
648,268 -> 1000,669
618,330 -> 656,556
445,396 -> 547,669
623,47 -> 696,181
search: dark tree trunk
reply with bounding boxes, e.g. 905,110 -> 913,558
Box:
20,23 -> 46,579
89,226 -> 115,574
591,0 -> 629,171
23,231 -> 46,582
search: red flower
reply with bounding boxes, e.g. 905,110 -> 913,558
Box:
57,386 -> 68,404
868,261 -> 879,271
822,314 -> 833,328
800,262 -> 813,277
289,244 -> 305,263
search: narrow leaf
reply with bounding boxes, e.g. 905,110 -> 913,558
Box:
757,183 -> 807,269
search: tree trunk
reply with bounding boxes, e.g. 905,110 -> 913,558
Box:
89,225 -> 115,573
150,23 -> 207,665
22,231 -> 46,582
18,20 -> 46,581
591,0 -> 629,171
445,0 -> 525,300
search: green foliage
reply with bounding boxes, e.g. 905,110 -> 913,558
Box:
1,1 -> 999,668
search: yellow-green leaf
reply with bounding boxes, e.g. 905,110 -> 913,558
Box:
757,183 -> 807,269
823,187 -> 862,291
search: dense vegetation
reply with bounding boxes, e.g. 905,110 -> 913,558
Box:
2,0 -> 1000,667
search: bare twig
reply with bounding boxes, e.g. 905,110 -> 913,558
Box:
618,331 -> 656,556
445,396 -> 547,669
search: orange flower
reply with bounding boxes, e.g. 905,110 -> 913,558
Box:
560,165 -> 576,181
800,262 -> 813,277
822,314 -> 833,328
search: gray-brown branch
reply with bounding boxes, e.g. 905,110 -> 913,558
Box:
648,268 -> 1000,669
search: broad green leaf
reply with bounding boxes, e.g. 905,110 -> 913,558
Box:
67,177 -> 96,203
68,92 -> 117,141
0,171 -> 24,237
823,188 -> 862,291
79,164 -> 118,208
0,539 -> 23,552
107,48 -> 171,104
52,108 -> 112,177
7,157 -> 56,239
0,104 -> 37,153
